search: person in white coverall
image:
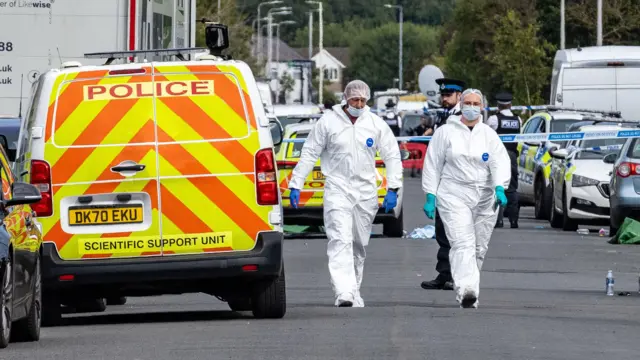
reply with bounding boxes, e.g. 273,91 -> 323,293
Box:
288,80 -> 403,307
422,88 -> 510,308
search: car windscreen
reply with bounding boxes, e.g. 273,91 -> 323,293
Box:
401,115 -> 422,136
575,138 -> 627,159
551,119 -> 582,133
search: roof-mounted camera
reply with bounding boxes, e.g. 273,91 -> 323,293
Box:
200,19 -> 231,60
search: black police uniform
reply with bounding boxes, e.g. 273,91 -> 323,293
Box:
493,92 -> 521,228
421,78 -> 465,291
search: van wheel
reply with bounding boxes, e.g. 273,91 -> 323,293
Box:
227,297 -> 252,312
11,257 -> 41,342
549,186 -> 563,229
534,178 -> 550,220
562,188 -> 579,231
106,297 -> 127,306
0,258 -> 14,349
383,209 -> 404,238
251,264 -> 286,319
42,291 -> 62,327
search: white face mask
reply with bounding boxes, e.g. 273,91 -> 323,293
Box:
347,105 -> 365,118
462,105 -> 482,120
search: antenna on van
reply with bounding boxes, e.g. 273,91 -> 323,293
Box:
17,74 -> 24,118
56,47 -> 63,65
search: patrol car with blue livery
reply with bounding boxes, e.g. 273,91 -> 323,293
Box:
515,107 -> 621,220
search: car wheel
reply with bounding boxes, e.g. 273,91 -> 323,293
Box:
227,297 -> 252,312
562,187 -> 579,231
42,290 -> 62,327
106,297 -> 127,306
534,178 -> 550,220
549,185 -> 563,229
11,257 -> 41,342
0,258 -> 13,349
383,208 -> 404,238
251,263 -> 286,319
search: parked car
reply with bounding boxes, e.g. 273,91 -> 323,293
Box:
548,124 -> 628,230
0,145 -> 45,348
606,136 -> 640,234
275,123 -> 404,237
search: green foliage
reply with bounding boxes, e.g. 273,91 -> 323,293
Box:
350,23 -> 439,91
196,0 -> 257,72
487,10 -> 555,105
278,72 -> 296,103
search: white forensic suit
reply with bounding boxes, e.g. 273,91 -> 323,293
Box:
289,104 -> 403,306
422,116 -> 510,307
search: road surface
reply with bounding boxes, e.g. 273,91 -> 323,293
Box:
4,177 -> 640,360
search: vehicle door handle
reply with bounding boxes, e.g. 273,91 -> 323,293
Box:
111,164 -> 146,173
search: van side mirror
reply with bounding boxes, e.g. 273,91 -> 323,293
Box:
549,148 -> 569,159
603,153 -> 618,164
4,182 -> 42,207
204,22 -> 229,56
269,118 -> 283,147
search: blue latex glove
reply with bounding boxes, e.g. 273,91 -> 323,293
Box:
423,193 -> 436,220
495,186 -> 507,207
290,188 -> 300,208
382,191 -> 397,213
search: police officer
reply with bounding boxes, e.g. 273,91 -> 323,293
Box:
486,91 -> 521,228
420,77 -> 465,291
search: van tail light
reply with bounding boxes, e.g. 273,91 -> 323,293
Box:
255,149 -> 278,205
276,160 -> 297,169
616,162 -> 640,178
30,160 -> 53,217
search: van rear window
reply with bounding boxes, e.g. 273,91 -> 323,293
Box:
51,70 -> 252,147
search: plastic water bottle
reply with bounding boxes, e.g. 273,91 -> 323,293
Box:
606,270 -> 614,296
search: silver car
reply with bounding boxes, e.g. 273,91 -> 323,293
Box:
606,137 -> 640,234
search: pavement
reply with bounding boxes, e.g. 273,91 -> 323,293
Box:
4,177 -> 640,360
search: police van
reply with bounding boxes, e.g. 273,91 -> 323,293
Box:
14,24 -> 287,325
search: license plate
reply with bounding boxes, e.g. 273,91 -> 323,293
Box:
68,204 -> 144,226
313,170 -> 325,180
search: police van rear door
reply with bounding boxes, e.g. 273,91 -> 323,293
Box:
152,63 -> 274,256
40,66 -> 162,260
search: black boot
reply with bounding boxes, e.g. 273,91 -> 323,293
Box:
421,276 -> 454,290
495,221 -> 503,228
510,221 -> 518,229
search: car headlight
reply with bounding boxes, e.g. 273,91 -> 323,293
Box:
572,175 -> 600,187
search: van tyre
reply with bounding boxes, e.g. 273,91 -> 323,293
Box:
0,258 -> 14,349
11,257 -> 41,342
227,298 -> 252,312
42,291 -> 62,327
251,264 -> 286,319
383,209 -> 404,238
106,296 -> 127,306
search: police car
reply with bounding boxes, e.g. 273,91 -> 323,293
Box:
548,123 -> 632,230
516,107 -> 621,220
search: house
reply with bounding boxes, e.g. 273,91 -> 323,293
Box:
295,47 -> 350,93
252,36 -> 314,105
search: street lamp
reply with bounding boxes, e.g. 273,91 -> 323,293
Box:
252,16 -> 269,57
307,1 -> 323,104
275,20 -> 297,64
306,10 -> 318,60
384,4 -> 403,90
257,1 -> 283,64
267,8 -> 292,79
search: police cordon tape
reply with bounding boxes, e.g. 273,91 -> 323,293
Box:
281,129 -> 640,144
422,105 -> 623,116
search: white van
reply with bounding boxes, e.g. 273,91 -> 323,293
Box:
550,46 -> 640,119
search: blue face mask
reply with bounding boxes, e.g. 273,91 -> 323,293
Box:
462,105 -> 482,120
347,105 -> 365,118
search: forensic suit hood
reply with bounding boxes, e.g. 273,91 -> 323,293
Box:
421,116 -> 510,307
289,104 -> 403,306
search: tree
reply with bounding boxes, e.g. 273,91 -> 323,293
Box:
349,22 -> 439,91
278,72 -> 296,104
566,0 -> 640,47
487,10 -> 555,105
196,0 -> 257,73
